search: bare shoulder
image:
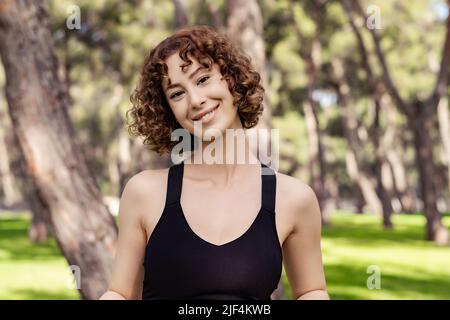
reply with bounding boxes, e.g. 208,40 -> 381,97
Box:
274,172 -> 327,299
120,168 -> 170,237
107,168 -> 169,299
276,172 -> 318,210
275,171 -> 321,233
123,168 -> 169,198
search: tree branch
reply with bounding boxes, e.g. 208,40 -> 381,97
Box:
349,0 -> 411,118
428,0 -> 450,108
341,0 -> 383,135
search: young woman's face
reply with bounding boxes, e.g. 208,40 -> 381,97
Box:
162,53 -> 242,139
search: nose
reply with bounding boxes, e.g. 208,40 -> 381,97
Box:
188,86 -> 206,109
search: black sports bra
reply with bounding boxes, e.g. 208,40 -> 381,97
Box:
142,161 -> 282,299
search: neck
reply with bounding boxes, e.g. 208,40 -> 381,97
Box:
183,130 -> 261,188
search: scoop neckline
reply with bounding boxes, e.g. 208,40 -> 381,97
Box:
178,162 -> 265,248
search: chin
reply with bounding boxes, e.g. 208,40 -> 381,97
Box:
201,127 -> 226,141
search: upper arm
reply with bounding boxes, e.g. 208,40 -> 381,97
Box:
107,172 -> 154,300
282,182 -> 328,300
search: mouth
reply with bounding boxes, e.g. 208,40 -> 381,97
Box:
192,103 -> 220,124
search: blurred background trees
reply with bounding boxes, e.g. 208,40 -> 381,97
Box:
0,0 -> 449,299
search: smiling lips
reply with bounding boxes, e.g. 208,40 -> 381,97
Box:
192,103 -> 220,123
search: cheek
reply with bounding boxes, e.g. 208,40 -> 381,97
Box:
209,77 -> 232,95
168,105 -> 185,126
222,87 -> 235,106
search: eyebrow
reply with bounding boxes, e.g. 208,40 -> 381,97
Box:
165,66 -> 207,91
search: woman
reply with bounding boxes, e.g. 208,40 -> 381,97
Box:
100,25 -> 329,300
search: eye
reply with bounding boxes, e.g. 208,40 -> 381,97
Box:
170,91 -> 183,99
197,76 -> 210,85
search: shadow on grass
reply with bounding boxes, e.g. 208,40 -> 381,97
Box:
321,213 -> 450,248
0,217 -> 62,261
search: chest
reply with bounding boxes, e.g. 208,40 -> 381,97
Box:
184,173 -> 294,248
143,172 -> 294,249
180,181 -> 262,246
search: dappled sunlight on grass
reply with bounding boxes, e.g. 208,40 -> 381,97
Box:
0,261 -> 80,299
0,214 -> 80,300
1,211 -> 449,299
319,212 -> 450,299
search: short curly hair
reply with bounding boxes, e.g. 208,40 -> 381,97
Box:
127,25 -> 264,155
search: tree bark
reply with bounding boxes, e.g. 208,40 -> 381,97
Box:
26,180 -> 51,243
437,95 -> 450,193
1,95 -> 52,241
0,0 -> 118,298
0,120 -> 20,206
411,104 -> 450,244
287,1 -> 329,224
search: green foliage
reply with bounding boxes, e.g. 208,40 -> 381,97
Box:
273,112 -> 308,174
272,36 -> 308,90
39,0 -> 450,201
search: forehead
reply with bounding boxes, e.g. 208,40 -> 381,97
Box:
165,54 -> 201,78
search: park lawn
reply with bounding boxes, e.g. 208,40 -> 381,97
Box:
0,213 -> 80,299
316,212 -> 450,300
1,211 -> 449,300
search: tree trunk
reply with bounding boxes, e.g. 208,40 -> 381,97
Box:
14,142 -> 52,242
437,95 -> 450,193
118,126 -> 131,195
355,188 -> 365,214
225,0 -> 270,126
2,86 -> 52,241
173,0 -> 188,29
382,98 -> 416,213
225,0 -> 275,167
205,0 -> 225,33
304,99 -> 329,222
27,183 -> 51,243
0,0 -> 118,298
331,58 -> 383,217
410,104 -> 450,244
371,97 -> 393,228
344,0 -> 450,244
341,0 -> 394,226
0,126 -> 20,206
0,89 -> 20,206
109,84 -> 131,197
287,1 -> 329,224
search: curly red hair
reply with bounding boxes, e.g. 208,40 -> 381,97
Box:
127,25 -> 264,155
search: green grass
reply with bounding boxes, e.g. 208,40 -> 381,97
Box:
0,214 -> 80,300
316,212 -> 450,300
1,211 -> 450,299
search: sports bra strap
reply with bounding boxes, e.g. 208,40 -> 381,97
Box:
165,161 -> 276,212
261,163 -> 276,212
165,161 -> 184,206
